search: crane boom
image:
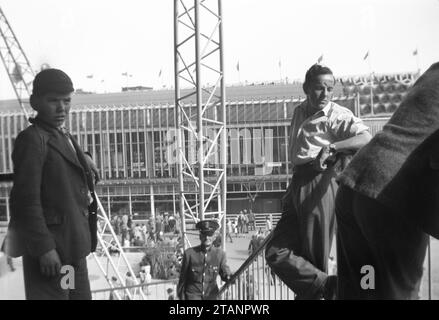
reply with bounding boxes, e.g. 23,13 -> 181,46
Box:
0,6 -> 34,120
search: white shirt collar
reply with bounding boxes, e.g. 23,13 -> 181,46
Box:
305,100 -> 332,117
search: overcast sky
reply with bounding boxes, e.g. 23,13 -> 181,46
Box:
0,0 -> 438,100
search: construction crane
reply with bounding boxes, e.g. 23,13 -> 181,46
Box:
0,6 -> 34,120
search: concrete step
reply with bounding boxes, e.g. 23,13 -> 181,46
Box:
184,212 -> 282,231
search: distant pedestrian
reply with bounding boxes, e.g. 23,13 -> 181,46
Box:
248,210 -> 256,231
226,219 -> 234,243
167,288 -> 175,300
125,271 -> 136,300
109,276 -> 121,300
6,255 -> 15,272
248,234 -> 260,255
265,216 -> 272,232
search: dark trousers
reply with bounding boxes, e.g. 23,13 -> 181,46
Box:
335,185 -> 428,299
265,165 -> 337,299
23,255 -> 92,300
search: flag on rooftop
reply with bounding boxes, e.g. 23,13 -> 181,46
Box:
122,72 -> 128,76
86,74 -> 94,79
158,69 -> 162,77
236,61 -> 240,72
363,50 -> 369,61
413,48 -> 418,56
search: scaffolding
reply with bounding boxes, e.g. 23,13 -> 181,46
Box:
174,0 -> 227,249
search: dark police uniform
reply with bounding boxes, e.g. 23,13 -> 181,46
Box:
177,220 -> 231,300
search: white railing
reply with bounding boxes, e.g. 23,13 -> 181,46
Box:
218,232 -> 295,300
218,231 -> 437,300
91,279 -> 178,300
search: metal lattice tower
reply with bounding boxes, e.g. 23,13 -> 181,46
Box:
92,197 -> 147,300
174,0 -> 227,249
0,6 -> 34,119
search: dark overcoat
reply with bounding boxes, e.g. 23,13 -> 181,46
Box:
2,118 -> 97,264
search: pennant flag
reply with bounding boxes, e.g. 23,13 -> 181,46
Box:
236,61 -> 240,72
158,69 -> 162,77
413,48 -> 418,56
363,51 -> 369,61
86,74 -> 94,79
317,54 -> 323,63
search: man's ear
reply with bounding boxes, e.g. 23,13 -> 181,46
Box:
29,94 -> 39,112
302,83 -> 308,95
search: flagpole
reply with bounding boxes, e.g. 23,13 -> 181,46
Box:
416,53 -> 420,74
415,49 -> 421,75
278,58 -> 282,83
158,68 -> 163,88
366,51 -> 374,115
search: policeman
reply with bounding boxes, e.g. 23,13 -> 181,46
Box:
177,219 -> 232,300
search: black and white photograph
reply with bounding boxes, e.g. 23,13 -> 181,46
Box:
0,0 -> 438,304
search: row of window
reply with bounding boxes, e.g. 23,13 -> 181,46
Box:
0,97 -> 355,177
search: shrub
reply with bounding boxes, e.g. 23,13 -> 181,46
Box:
139,241 -> 181,280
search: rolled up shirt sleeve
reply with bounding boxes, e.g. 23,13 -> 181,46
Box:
330,109 -> 369,141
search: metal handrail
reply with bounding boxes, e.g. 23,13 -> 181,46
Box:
218,230 -> 295,300
91,279 -> 178,300
218,232 -> 435,300
91,279 -> 178,294
219,232 -> 273,293
217,230 -> 296,300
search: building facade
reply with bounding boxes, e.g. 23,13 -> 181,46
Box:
0,73 -> 417,223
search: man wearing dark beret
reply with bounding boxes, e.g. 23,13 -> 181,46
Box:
177,219 -> 232,300
1,68 -> 98,300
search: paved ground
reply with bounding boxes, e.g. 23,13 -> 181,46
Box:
1,232 -> 439,300
0,230 -> 257,300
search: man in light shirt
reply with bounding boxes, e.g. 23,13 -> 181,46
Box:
265,64 -> 371,300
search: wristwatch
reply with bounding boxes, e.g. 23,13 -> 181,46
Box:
328,143 -> 337,154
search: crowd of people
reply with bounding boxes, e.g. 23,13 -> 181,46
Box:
225,210 -> 270,243
108,212 -> 181,248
